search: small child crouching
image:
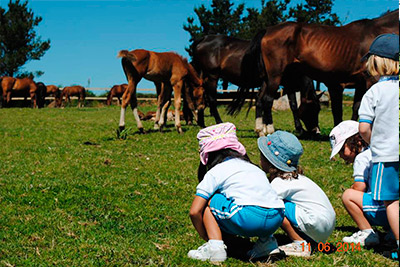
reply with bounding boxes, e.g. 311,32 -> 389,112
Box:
257,131 -> 336,257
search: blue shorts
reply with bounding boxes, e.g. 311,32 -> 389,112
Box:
209,193 -> 284,238
371,162 -> 399,201
363,192 -> 390,229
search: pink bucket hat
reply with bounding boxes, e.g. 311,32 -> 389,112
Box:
197,122 -> 246,165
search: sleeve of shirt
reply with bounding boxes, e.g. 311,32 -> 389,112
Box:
196,172 -> 219,200
353,156 -> 369,183
270,178 -> 291,200
358,88 -> 376,124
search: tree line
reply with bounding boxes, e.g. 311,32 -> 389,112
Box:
0,0 -> 340,78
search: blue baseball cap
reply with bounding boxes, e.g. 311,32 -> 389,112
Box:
258,131 -> 303,172
361,33 -> 399,61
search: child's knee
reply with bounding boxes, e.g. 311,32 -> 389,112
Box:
341,189 -> 352,204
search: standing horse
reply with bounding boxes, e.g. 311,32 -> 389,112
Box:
248,10 -> 398,135
60,85 -> 86,107
192,34 -> 322,136
107,84 -> 127,106
1,76 -> 16,107
46,85 -> 61,107
117,49 -> 205,135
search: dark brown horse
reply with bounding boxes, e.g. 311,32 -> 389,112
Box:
107,84 -> 127,106
247,10 -> 398,135
117,49 -> 205,134
60,85 -> 86,107
192,34 -> 322,136
46,85 -> 61,107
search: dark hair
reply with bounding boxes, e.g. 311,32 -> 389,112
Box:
198,149 -> 252,182
342,133 -> 368,155
260,152 -> 303,180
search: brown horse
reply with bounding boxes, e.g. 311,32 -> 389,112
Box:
1,77 -> 42,108
248,10 -> 398,135
117,49 -> 205,134
107,84 -> 127,106
192,34 -> 322,137
60,85 -> 86,107
46,85 -> 61,107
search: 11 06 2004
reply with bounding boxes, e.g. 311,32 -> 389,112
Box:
302,242 -> 361,253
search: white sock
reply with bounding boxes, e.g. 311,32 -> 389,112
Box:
208,239 -> 224,248
362,229 -> 374,234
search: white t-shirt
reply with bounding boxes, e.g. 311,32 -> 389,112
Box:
196,158 -> 284,209
353,149 -> 372,190
358,78 -> 399,163
271,174 -> 336,242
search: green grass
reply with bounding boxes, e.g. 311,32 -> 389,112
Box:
0,104 -> 397,266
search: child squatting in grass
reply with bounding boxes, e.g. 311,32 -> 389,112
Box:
188,122 -> 285,262
358,33 -> 399,260
330,120 -> 393,247
257,131 -> 336,257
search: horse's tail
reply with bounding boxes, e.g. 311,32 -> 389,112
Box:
117,50 -> 137,62
227,29 -> 267,115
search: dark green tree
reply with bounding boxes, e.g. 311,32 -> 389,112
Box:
0,0 -> 50,78
289,0 -> 340,25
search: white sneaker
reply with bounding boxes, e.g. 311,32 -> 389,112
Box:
342,230 -> 379,246
187,242 -> 227,262
247,235 -> 281,260
279,242 -> 311,257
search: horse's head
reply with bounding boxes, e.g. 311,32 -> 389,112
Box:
192,79 -> 206,111
298,91 -> 323,138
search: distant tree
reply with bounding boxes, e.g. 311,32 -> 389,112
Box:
289,0 -> 340,25
0,0 -> 50,78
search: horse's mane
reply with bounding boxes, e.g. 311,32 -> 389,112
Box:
183,58 -> 202,86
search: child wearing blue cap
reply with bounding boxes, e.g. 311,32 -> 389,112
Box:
358,33 -> 399,260
257,131 -> 336,257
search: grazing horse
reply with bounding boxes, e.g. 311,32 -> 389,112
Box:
249,10 -> 398,135
46,85 -> 61,107
60,85 -> 86,107
117,49 -> 205,134
192,34 -> 321,136
2,77 -> 42,108
107,84 -> 127,106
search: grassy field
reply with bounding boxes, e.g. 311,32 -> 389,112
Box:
0,103 -> 397,266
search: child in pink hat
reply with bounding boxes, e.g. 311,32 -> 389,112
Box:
188,122 -> 285,262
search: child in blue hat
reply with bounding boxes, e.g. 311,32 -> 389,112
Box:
358,33 -> 399,260
257,131 -> 336,257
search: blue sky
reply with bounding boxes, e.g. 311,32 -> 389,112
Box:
2,0 -> 398,93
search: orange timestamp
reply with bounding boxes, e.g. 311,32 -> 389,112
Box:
301,242 -> 361,253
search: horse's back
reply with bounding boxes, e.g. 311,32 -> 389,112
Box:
13,78 -> 36,92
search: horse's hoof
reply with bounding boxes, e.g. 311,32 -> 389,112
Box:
138,128 -> 145,134
116,126 -> 125,139
264,124 -> 275,135
154,123 -> 160,130
177,127 -> 183,134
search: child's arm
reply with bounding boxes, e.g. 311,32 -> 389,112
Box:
189,196 -> 208,241
359,122 -> 372,144
351,181 -> 367,192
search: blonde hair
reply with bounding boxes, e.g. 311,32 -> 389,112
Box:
366,55 -> 399,76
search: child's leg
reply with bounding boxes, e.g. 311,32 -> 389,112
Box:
203,206 -> 222,240
281,217 -> 304,241
384,200 -> 399,243
342,189 -> 373,230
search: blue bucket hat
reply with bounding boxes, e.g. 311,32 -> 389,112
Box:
361,33 -> 399,61
258,131 -> 303,172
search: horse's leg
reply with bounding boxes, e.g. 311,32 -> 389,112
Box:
255,81 -> 275,136
30,91 -> 37,108
158,83 -> 172,131
327,84 -> 344,126
171,80 -> 183,134
6,91 -> 11,107
287,91 -> 304,135
118,80 -> 141,136
154,82 -> 163,130
351,84 -> 367,121
206,76 -> 222,124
